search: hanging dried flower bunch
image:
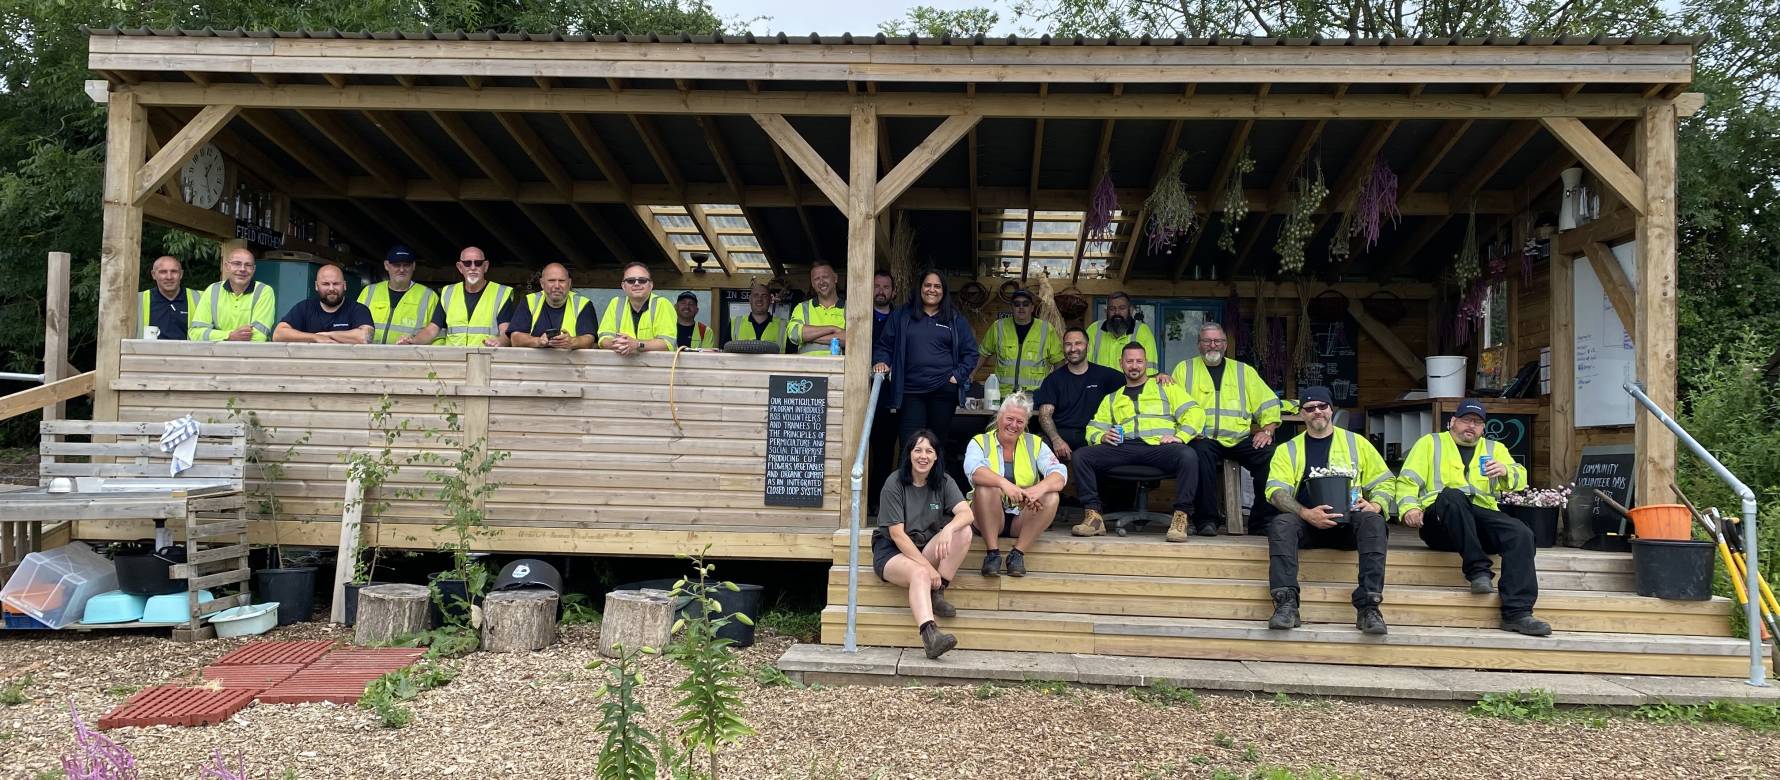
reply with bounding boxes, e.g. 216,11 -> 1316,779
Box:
1448,207 -> 1486,346
1329,208 -> 1354,262
1275,161 -> 1327,275
1453,207 -> 1481,287
1084,168 -> 1118,240
1217,147 -> 1255,253
1352,155 -> 1401,252
1144,151 -> 1195,254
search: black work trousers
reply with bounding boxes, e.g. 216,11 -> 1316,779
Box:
1189,435 -> 1277,534
1267,510 -> 1388,608
1419,488 -> 1540,619
1074,441 -> 1198,514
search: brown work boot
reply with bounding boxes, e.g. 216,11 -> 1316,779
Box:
929,588 -> 957,618
1165,511 -> 1192,543
1071,509 -> 1106,537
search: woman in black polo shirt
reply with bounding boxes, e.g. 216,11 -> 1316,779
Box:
873,429 -> 974,659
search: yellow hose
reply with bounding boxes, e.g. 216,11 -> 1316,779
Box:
668,346 -> 685,435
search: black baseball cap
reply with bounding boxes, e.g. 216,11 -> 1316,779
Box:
676,290 -> 698,303
1455,398 -> 1489,421
1300,386 -> 1334,408
385,244 -> 416,264
1010,289 -> 1035,304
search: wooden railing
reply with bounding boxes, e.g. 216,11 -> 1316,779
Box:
0,372 -> 95,423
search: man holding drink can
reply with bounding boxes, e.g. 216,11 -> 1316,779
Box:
1070,342 -> 1205,542
1397,399 -> 1550,636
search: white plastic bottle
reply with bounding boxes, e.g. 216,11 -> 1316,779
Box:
983,374 -> 1001,410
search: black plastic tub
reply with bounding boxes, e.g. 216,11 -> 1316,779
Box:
1302,477 -> 1353,520
342,581 -> 388,627
115,546 -> 187,596
254,567 -> 318,625
1632,539 -> 1714,601
1506,504 -> 1561,548
614,579 -> 766,648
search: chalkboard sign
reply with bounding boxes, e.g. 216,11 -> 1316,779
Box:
764,374 -> 829,507
1296,315 -> 1360,407
1439,411 -> 1536,475
1573,445 -> 1636,537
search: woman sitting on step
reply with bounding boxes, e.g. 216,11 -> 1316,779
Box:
965,391 -> 1068,578
874,429 -> 975,659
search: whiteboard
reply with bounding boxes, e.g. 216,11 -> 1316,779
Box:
1572,241 -> 1637,427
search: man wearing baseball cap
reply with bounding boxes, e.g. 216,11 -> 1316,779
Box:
1260,386 -> 1394,634
357,244 -> 440,345
674,290 -> 716,349
1397,399 -> 1550,636
976,289 -> 1061,394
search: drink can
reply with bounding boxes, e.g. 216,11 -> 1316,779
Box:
1349,487 -> 1362,509
1478,454 -> 1493,477
829,337 -> 842,355
1111,424 -> 1124,444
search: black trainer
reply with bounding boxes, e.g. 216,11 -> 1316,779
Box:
1469,575 -> 1496,594
1194,524 -> 1220,537
1006,549 -> 1027,577
1500,615 -> 1553,636
1356,606 -> 1388,635
930,589 -> 957,618
981,549 -> 1003,577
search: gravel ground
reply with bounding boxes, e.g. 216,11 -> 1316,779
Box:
3,622 -> 1776,780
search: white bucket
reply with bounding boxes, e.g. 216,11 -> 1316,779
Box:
1426,356 -> 1467,398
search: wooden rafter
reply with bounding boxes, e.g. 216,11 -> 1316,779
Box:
405,201 -> 474,251
132,104 -> 238,205
460,201 -> 538,264
1118,120 -> 1186,283
363,111 -> 461,196
568,204 -> 633,267
494,113 -> 573,200
353,198 -> 454,261
1377,120 -> 1541,279
767,142 -> 822,268
1020,90 -> 1048,280
1070,116 -> 1117,282
628,114 -> 685,196
490,112 -> 629,266
150,109 -> 288,192
632,205 -> 692,273
1538,116 -> 1648,214
561,113 -> 632,201
238,110 -> 347,192
877,114 -> 979,213
430,111 -> 518,195
697,116 -> 747,206
515,203 -> 592,267
751,114 -> 847,209
686,204 -> 738,275
296,109 -> 405,193
1168,117 -> 1250,281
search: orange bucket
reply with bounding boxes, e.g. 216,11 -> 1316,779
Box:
1629,504 -> 1693,540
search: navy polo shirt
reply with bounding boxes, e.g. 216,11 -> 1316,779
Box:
902,311 -> 957,394
509,301 -> 596,337
281,299 -> 373,334
146,289 -> 192,341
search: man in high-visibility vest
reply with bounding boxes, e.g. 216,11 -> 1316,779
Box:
191,247 -> 276,342
730,279 -> 787,352
140,255 -> 197,340
357,244 -> 439,345
1171,321 -> 1283,537
1261,386 -> 1394,635
272,263 -> 373,344
1070,342 -> 1205,542
430,246 -> 513,347
1398,399 -> 1550,636
977,289 -> 1062,395
965,391 -> 1067,578
674,291 -> 716,350
789,261 -> 846,354
510,263 -> 594,350
598,261 -> 676,355
1083,291 -> 1159,374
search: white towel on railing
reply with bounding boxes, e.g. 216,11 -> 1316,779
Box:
159,415 -> 200,477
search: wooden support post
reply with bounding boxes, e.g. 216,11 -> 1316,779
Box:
96,91 -> 147,424
842,104 -> 878,520
1550,253 -> 1576,487
1633,103 -> 1678,505
42,252 -> 70,423
331,475 -> 364,624
464,350 -> 493,511
1539,116 -> 1648,215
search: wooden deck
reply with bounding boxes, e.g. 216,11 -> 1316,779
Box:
822,526 -> 1764,678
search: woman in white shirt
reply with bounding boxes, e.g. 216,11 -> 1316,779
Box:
965,392 -> 1068,578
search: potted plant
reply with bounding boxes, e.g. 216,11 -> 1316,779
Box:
1303,465 -> 1358,521
411,394 -> 509,627
1500,484 -> 1571,549
229,398 -> 317,626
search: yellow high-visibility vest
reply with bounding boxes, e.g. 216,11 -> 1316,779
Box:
1266,427 -> 1397,514
357,281 -> 439,344
1395,432 -> 1529,513
598,294 -> 677,344
1170,357 -> 1284,446
1084,319 -> 1158,374
788,299 -> 846,354
191,281 -> 276,342
521,291 -> 591,338
437,282 -> 513,346
730,314 -> 787,351
982,318 -> 1062,393
139,288 -> 197,339
1085,380 -> 1203,446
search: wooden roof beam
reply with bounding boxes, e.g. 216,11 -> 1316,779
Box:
768,142 -> 823,267
686,204 -> 738,275
363,110 -> 461,196
515,202 -> 593,267
876,114 -> 979,213
460,201 -> 540,265
495,113 -> 575,201
633,205 -> 692,273
561,113 -> 632,201
752,114 -> 847,209
698,116 -> 748,206
133,104 -> 238,206
430,111 -> 518,195
628,114 -> 685,197
405,201 -> 474,251
1375,120 -> 1540,280
237,110 -> 348,193
296,109 -> 407,194
1538,116 -> 1648,214
1309,119 -> 1401,275
1517,119 -> 1629,210
1020,87 -> 1048,280
352,197 -> 455,262
568,204 -> 633,267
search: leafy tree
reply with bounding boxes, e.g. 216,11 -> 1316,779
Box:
879,5 -> 1001,37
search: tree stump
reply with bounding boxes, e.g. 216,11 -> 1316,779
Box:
599,590 -> 675,658
481,589 -> 559,652
354,583 -> 430,646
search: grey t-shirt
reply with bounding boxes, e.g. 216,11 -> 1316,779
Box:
874,469 -> 966,540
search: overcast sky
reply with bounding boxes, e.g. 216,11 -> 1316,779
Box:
716,0 -> 1019,36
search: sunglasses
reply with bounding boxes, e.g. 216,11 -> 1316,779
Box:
1302,403 -> 1331,412
1012,300 -> 1033,307
458,259 -> 488,268
623,276 -> 652,285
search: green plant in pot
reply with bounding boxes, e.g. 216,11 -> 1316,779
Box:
340,394 -> 409,626
409,392 -> 509,628
226,397 -> 316,626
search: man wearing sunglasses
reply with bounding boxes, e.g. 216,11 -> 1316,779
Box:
977,289 -> 1062,395
1170,321 -> 1283,537
597,261 -> 676,355
1261,386 -> 1394,635
431,246 -> 513,347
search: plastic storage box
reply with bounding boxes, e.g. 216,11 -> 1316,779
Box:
0,542 -> 119,628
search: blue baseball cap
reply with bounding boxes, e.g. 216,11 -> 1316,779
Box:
1455,398 -> 1488,421
385,244 -> 417,264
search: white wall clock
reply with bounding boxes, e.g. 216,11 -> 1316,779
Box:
180,143 -> 226,210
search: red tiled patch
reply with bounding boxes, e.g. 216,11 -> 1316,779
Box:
211,640 -> 335,666
308,647 -> 426,669
255,648 -> 426,705
98,686 -> 256,729
200,663 -> 304,692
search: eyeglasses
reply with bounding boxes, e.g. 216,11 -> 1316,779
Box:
1012,301 -> 1033,307
623,276 -> 652,285
1301,403 -> 1331,412
1199,338 -> 1227,346
458,259 -> 487,268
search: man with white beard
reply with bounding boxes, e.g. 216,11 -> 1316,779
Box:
1169,322 -> 1283,536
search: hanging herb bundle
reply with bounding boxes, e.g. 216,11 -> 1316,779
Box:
1084,168 -> 1118,239
1329,207 -> 1355,262
1448,207 -> 1486,346
1352,155 -> 1401,252
1453,207 -> 1481,287
1217,148 -> 1255,253
1275,161 -> 1327,276
1144,151 -> 1195,254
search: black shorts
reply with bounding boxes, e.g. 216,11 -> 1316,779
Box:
871,533 -> 900,582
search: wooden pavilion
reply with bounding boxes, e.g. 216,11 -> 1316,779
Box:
70,30 -> 1747,676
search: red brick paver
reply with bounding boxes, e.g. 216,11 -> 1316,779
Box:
210,640 -> 336,666
255,647 -> 427,704
199,663 -> 304,692
98,686 -> 257,729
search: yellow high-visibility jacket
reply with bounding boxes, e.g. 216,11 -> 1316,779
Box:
357,282 -> 439,344
1085,380 -> 1203,446
1266,427 -> 1397,514
437,282 -> 513,346
980,317 -> 1062,393
788,299 -> 846,354
1084,319 -> 1159,374
1394,431 -> 1528,513
598,294 -> 677,345
191,281 -> 276,342
730,313 -> 788,351
1170,357 -> 1283,446
139,288 -> 197,339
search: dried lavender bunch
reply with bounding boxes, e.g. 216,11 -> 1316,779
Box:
1352,155 -> 1401,252
1085,169 -> 1118,239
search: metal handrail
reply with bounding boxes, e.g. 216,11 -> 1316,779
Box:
844,371 -> 887,652
1624,381 -> 1766,687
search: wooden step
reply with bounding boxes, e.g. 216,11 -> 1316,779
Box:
830,528 -> 1638,592
822,606 -> 1764,678
828,568 -> 1732,637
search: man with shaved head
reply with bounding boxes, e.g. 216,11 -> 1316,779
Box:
273,263 -> 374,344
510,262 -> 595,350
140,255 -> 197,340
191,247 -> 276,342
432,245 -> 514,347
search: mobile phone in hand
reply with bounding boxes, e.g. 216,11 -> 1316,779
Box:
543,329 -> 563,339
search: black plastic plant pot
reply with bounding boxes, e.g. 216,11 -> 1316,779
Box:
1303,477 -> 1353,522
429,576 -> 473,628
254,566 -> 317,626
342,581 -> 389,627
1506,504 -> 1561,548
1631,540 -> 1715,601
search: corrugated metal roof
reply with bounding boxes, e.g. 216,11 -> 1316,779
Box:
82,26 -> 1704,47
